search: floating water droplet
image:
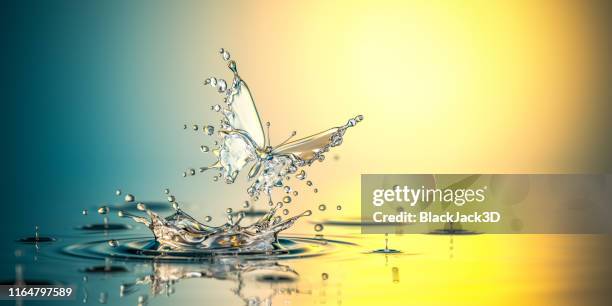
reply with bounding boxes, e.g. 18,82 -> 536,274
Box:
306,180 -> 313,186
220,49 -> 230,60
313,188 -> 319,193
82,209 -> 88,215
209,77 -> 217,86
292,191 -> 298,196
183,124 -> 187,129
205,125 -> 215,135
189,168 -> 196,176
318,204 -> 326,211
226,208 -> 233,214
228,60 -> 237,73
172,202 -> 179,210
296,170 -> 306,180
124,194 -> 134,203
213,176 -> 219,181
167,195 -> 175,202
192,124 -> 198,131
182,172 -> 187,177
336,205 -> 342,210
283,186 -> 291,193
283,196 -> 292,203
200,145 -> 209,152
321,273 -> 329,280
117,210 -> 125,217
283,209 -> 289,215
304,210 -> 312,216
356,114 -> 364,122
204,216 -> 212,222
136,203 -> 146,211
115,189 -> 121,196
108,240 -> 118,247
164,188 -> 170,194
217,79 -> 227,92
138,295 -> 148,304
243,201 -> 250,208
314,224 -> 324,232
97,206 -> 109,215
212,104 -> 221,112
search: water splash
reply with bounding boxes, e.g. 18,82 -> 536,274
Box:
118,49 -> 362,252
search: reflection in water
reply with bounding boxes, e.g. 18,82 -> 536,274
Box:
123,259 -> 307,306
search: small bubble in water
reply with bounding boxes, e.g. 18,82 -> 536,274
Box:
192,124 -> 198,131
136,203 -> 146,211
182,172 -> 187,177
313,188 -> 319,193
200,145 -> 209,152
276,202 -> 283,208
306,180 -> 313,186
213,176 -> 219,182
321,273 -> 329,280
283,196 -> 292,204
183,124 -> 187,129
164,188 -> 170,194
336,205 -> 342,210
167,195 -> 175,202
226,208 -> 233,214
315,224 -> 324,232
108,240 -> 118,247
296,170 -> 306,180
124,194 -> 135,203
283,209 -> 289,215
115,189 -> 121,196
212,104 -> 221,112
204,216 -> 212,222
292,191 -> 299,196
97,206 -> 109,215
205,125 -> 215,135
283,186 -> 291,193
243,201 -> 250,208
189,168 -> 196,176
318,204 -> 326,211
82,209 -> 88,215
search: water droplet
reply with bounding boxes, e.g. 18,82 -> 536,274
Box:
221,49 -> 230,61
313,188 -> 319,193
82,209 -> 88,215
192,124 -> 198,131
213,176 -> 219,181
283,186 -> 291,193
138,295 -> 148,304
136,203 -> 146,211
283,209 -> 289,215
117,210 -> 125,217
217,79 -> 227,92
189,168 -> 196,176
226,208 -> 233,214
182,172 -> 187,177
172,202 -> 180,210
200,145 -> 209,152
306,180 -> 313,186
314,224 -> 324,232
283,196 -> 292,204
209,77 -> 217,86
164,188 -> 170,194
204,216 -> 212,222
108,240 -> 118,247
304,210 -> 312,216
292,191 -> 299,196
97,206 -> 109,215
183,124 -> 188,129
243,201 -> 250,208
336,205 -> 342,210
296,170 -> 306,180
321,273 -> 329,280
228,60 -> 237,73
205,125 -> 215,135
356,114 -> 364,122
115,189 -> 121,196
318,204 -> 326,211
167,195 -> 175,202
124,194 -> 134,203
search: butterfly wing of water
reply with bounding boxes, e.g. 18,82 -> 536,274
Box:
120,49 -> 362,252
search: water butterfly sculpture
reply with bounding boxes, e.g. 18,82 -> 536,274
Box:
195,49 -> 363,203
